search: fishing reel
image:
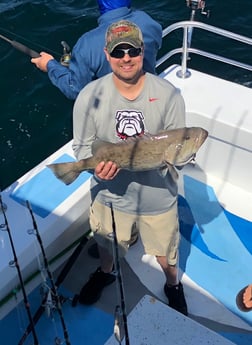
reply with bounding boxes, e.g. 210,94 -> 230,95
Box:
60,41 -> 71,67
186,0 -> 210,17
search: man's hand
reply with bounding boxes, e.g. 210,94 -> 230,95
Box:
31,52 -> 54,72
95,161 -> 119,180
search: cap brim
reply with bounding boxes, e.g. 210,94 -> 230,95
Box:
107,39 -> 142,53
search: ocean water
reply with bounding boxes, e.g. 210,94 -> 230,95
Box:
0,0 -> 251,189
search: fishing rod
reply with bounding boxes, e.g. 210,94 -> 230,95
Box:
18,232 -> 89,345
0,195 -> 40,345
0,33 -> 71,66
0,33 -> 40,58
109,203 -> 130,345
26,200 -> 71,345
186,0 -> 210,48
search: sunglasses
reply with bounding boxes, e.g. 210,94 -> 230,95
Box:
110,47 -> 142,59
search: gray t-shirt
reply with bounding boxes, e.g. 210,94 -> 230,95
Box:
73,72 -> 185,215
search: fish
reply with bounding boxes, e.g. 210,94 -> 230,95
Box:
47,127 -> 208,185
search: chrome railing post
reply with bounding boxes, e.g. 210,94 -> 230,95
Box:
156,21 -> 252,75
177,25 -> 191,78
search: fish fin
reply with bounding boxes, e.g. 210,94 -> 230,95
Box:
158,164 -> 178,181
125,136 -> 138,143
158,166 -> 168,177
122,133 -> 153,143
47,162 -> 80,185
139,132 -> 153,139
169,165 -> 179,181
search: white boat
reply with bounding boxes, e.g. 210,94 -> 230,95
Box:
1,1 -> 252,344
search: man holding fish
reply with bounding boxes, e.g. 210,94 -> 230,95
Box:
49,20 -> 207,315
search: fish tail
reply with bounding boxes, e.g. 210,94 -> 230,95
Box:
47,162 -> 80,185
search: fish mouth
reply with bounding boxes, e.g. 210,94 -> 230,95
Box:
176,153 -> 196,166
198,128 -> 208,145
190,128 -> 208,152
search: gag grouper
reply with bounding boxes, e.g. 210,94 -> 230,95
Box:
47,127 -> 208,185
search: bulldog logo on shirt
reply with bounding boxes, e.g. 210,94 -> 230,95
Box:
115,110 -> 145,139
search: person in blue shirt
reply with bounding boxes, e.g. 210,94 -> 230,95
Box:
31,0 -> 162,100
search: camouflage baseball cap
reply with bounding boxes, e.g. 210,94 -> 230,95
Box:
105,20 -> 143,54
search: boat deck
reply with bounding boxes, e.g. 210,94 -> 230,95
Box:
62,237 -> 250,345
1,65 -> 252,344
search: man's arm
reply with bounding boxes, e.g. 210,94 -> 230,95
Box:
31,37 -> 94,100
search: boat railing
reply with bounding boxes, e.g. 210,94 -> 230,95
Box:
156,20 -> 252,78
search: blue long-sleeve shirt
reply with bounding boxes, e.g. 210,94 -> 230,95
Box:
47,7 -> 162,100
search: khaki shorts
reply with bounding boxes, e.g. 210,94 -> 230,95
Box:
89,200 -> 180,266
